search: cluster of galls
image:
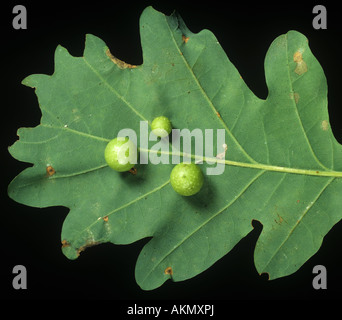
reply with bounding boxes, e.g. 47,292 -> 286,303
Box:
104,116 -> 204,196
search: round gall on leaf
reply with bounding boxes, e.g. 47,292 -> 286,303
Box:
151,116 -> 172,138
104,137 -> 137,172
170,163 -> 204,196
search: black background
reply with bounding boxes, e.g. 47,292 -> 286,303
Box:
1,0 -> 341,303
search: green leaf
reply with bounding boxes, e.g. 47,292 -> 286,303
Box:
8,7 -> 342,290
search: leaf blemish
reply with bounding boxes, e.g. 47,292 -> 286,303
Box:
293,51 -> 303,62
46,165 -> 56,176
164,266 -> 173,276
106,48 -> 137,69
290,92 -> 300,104
216,144 -> 228,160
129,167 -> 137,175
277,214 -> 285,225
321,120 -> 329,131
77,240 -> 101,256
182,35 -> 189,43
293,50 -> 308,75
61,239 -> 70,248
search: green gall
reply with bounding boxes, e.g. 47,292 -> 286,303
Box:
151,116 -> 172,138
104,137 -> 137,172
170,162 -> 204,196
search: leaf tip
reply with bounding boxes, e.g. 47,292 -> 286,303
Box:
21,75 -> 37,88
141,5 -> 159,16
21,73 -> 51,89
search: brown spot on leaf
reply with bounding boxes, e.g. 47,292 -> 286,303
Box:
293,50 -> 308,75
77,240 -> 101,256
106,49 -> 137,69
290,92 -> 300,104
103,216 -> 109,222
164,266 -> 173,276
275,213 -> 287,225
293,51 -> 303,63
182,35 -> 189,43
46,165 -> 56,176
61,240 -> 70,248
129,167 -> 137,175
62,239 -> 103,258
